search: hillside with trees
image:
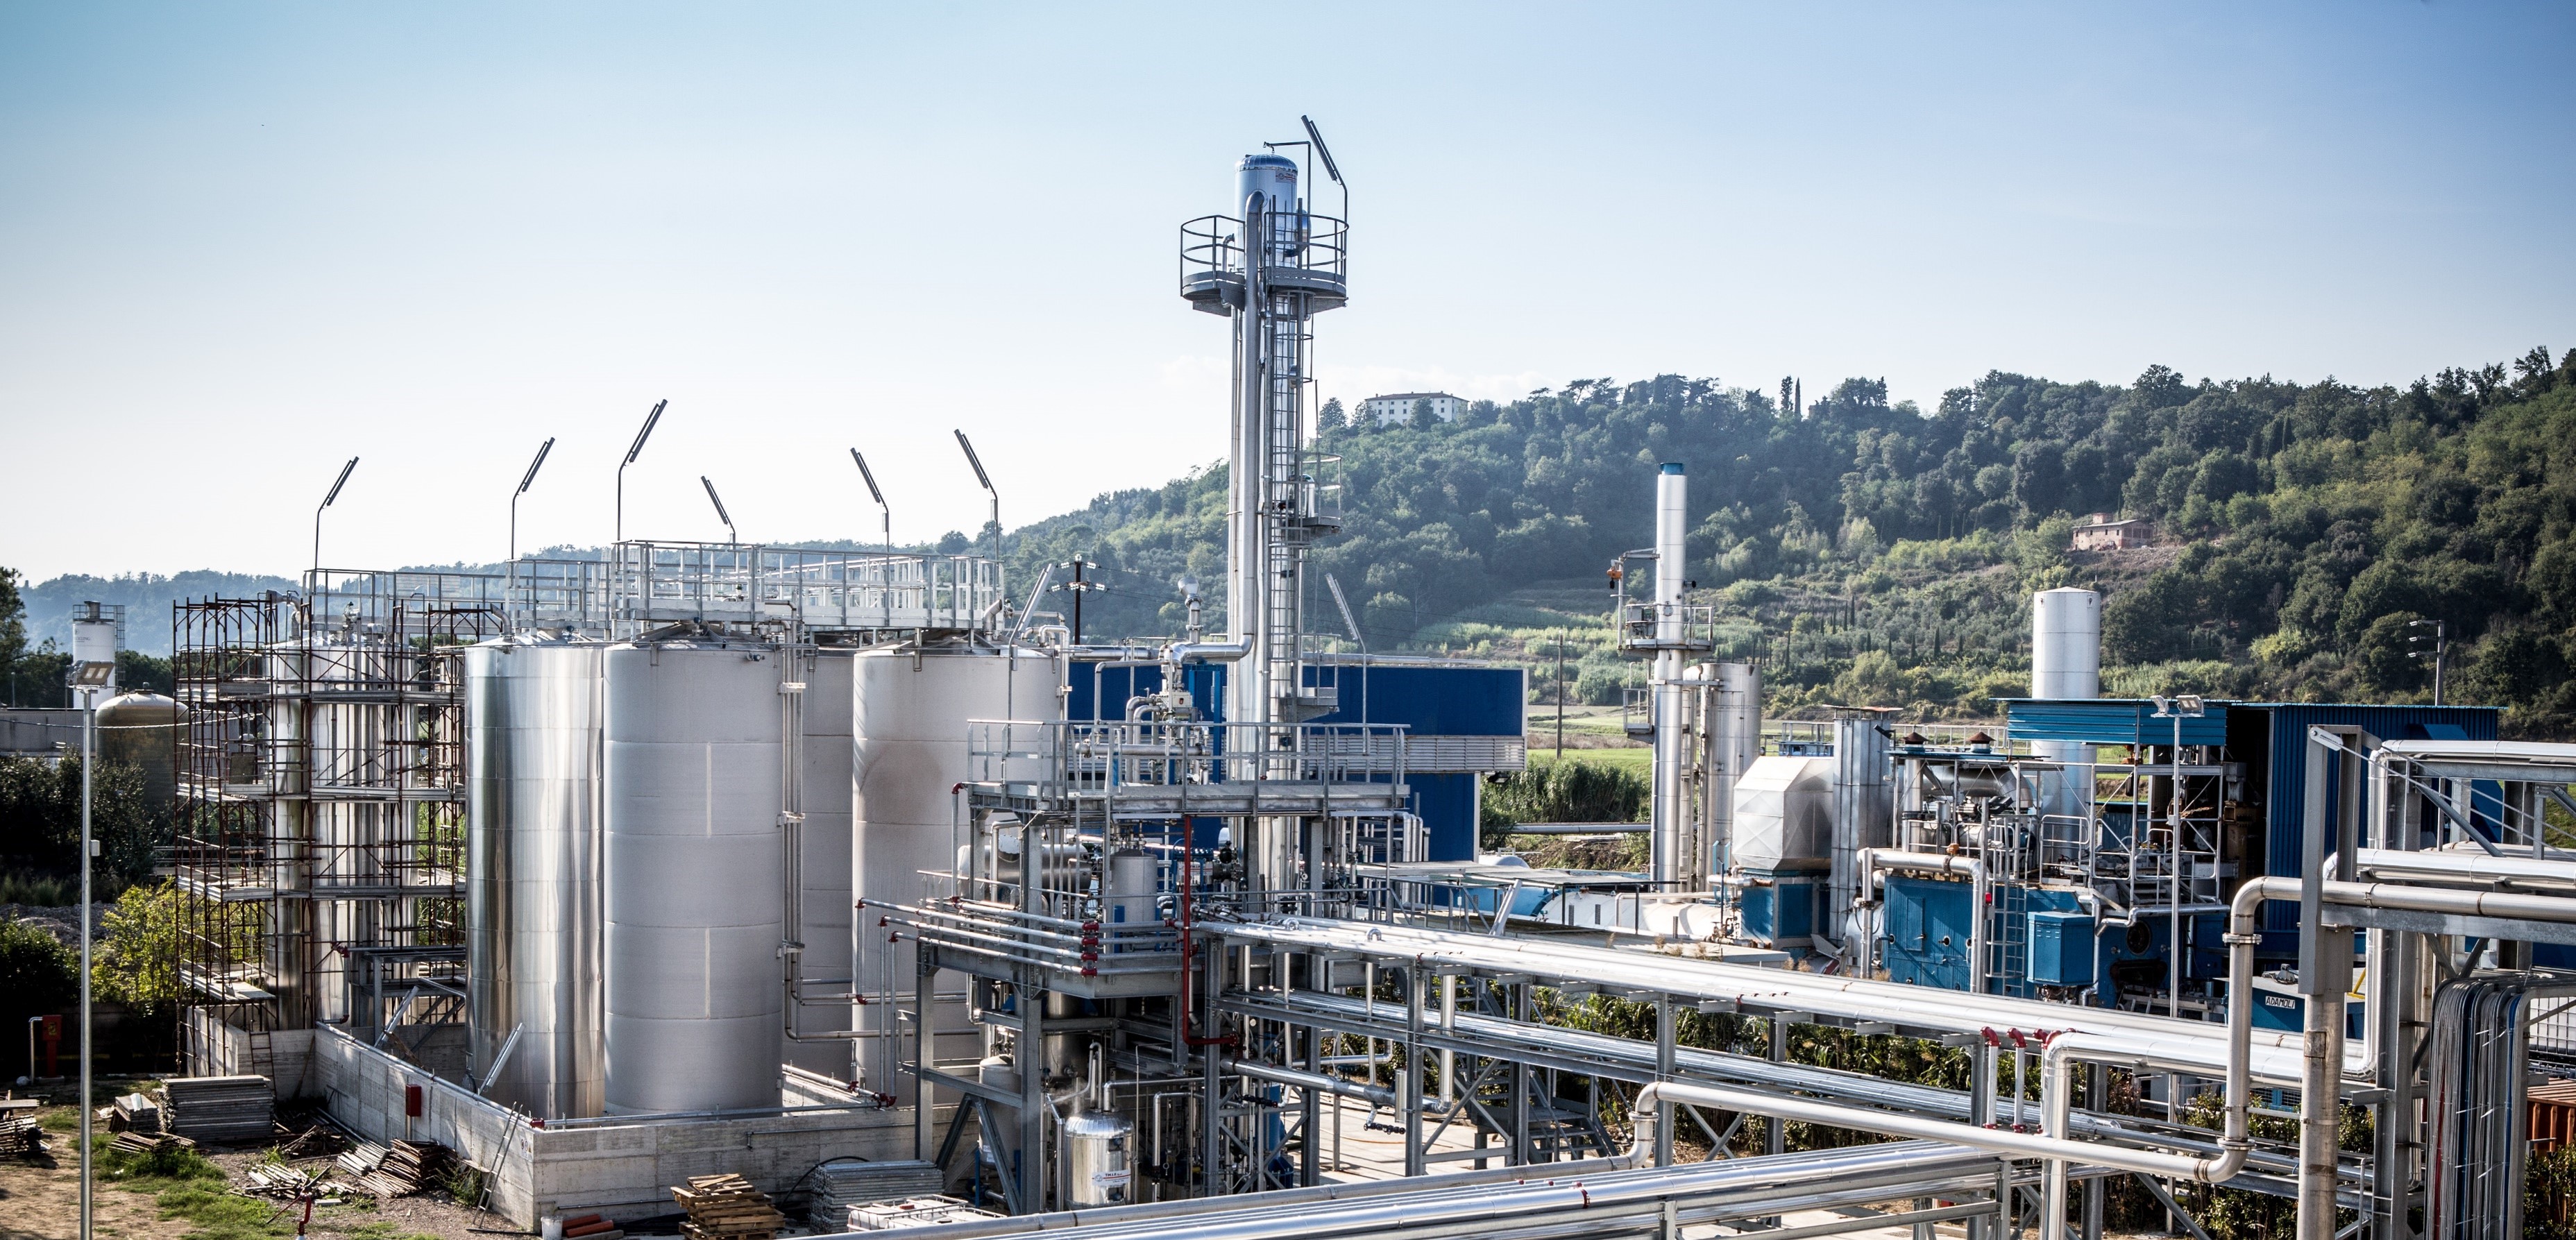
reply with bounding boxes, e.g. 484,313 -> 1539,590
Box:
997,347 -> 2576,736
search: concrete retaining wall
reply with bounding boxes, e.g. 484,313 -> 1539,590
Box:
308,1023 -> 922,1227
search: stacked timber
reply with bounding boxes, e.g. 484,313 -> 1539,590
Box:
0,1114 -> 46,1157
807,1160 -> 944,1228
672,1173 -> 786,1240
109,1131 -> 194,1156
162,1076 -> 273,1144
358,1140 -> 456,1196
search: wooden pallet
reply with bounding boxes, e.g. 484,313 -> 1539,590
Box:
671,1173 -> 783,1240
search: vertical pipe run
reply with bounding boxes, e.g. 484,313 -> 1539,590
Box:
1650,464 -> 1689,887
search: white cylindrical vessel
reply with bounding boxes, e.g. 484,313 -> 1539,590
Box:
602,638 -> 784,1114
1650,462 -> 1690,887
2031,587 -> 2103,824
2032,588 -> 2102,698
466,634 -> 605,1119
1703,661 -> 1761,881
851,641 -> 1059,1085
788,646 -> 857,1079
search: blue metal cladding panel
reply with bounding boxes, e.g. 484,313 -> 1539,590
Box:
1303,663 -> 1527,736
1067,660 -> 1226,723
1881,876 -> 1974,991
1412,773 -> 1479,863
1999,699 -> 2231,747
2028,910 -> 2096,987
2251,703 -> 2500,933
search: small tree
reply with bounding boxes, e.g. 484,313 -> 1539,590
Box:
1410,398 -> 1440,430
1316,398 -> 1346,434
95,881 -> 182,1010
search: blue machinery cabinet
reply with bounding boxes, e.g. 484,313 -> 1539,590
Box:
1066,656 -> 1526,863
1738,867 -> 1824,948
1879,876 -> 1977,991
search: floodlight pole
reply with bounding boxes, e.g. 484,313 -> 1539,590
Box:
850,449 -> 890,559
510,437 -> 554,626
701,477 -> 737,545
313,457 -> 358,580
77,679 -> 96,1240
615,399 -> 668,545
955,430 -> 1000,564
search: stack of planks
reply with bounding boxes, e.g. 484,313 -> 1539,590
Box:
162,1076 -> 274,1144
559,1212 -> 624,1240
108,1130 -> 195,1156
672,1173 -> 786,1240
358,1140 -> 457,1197
0,1112 -> 45,1157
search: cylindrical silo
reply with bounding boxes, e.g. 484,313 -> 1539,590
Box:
602,637 -> 786,1114
96,690 -> 188,817
466,633 -> 605,1119
788,645 -> 856,1080
850,640 -> 1058,1088
2032,588 -> 2102,699
2030,587 -> 2102,825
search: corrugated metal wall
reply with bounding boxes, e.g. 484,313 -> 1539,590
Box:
2000,698 -> 2230,747
2248,702 -> 2500,933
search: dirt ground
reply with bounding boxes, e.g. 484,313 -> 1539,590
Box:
0,1086 -> 520,1240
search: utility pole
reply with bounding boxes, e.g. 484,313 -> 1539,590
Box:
1554,630 -> 1567,761
1049,557 -> 1103,645
2409,618 -> 2449,705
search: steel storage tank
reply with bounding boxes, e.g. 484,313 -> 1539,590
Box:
2030,588 -> 2102,822
1064,1107 -> 1137,1206
466,633 -> 606,1119
850,640 -> 1058,1086
95,691 -> 188,814
788,645 -> 856,1079
602,637 -> 786,1114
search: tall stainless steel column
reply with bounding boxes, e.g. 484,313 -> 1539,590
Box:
1650,463 -> 1690,887
1180,141 -> 1348,890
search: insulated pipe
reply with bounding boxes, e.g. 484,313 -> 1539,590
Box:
1630,1079 -> 2245,1184
1223,1058 -> 1397,1107
2344,846 -> 2576,891
1165,638 -> 1253,663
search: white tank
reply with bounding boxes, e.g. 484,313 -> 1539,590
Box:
466,633 -> 605,1119
2031,588 -> 2102,699
601,638 -> 785,1114
850,642 -> 1058,1084
2031,587 -> 2102,823
788,647 -> 856,1079
1064,1107 -> 1137,1206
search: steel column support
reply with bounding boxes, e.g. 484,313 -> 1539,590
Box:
1405,965 -> 1427,1177
1654,996 -> 1676,1166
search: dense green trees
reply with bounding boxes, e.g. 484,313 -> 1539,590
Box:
995,344 -> 2576,733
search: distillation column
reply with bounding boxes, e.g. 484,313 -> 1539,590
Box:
1185,148 -> 1348,892
2031,588 -> 2101,824
1650,464 -> 1690,887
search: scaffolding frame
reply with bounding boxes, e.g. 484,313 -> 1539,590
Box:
173,571 -> 505,1070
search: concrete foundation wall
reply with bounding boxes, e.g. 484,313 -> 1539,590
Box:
182,1012 -> 317,1098
307,1022 -> 924,1228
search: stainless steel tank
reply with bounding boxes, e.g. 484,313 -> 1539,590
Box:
95,690 -> 187,815
850,640 -> 1058,1086
602,636 -> 786,1114
466,633 -> 605,1119
788,646 -> 856,1078
1063,1107 -> 1137,1206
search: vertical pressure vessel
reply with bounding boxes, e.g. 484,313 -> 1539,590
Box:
466,633 -> 604,1118
602,638 -> 783,1114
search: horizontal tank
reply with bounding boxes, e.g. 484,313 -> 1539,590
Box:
602,637 -> 785,1114
466,633 -> 605,1119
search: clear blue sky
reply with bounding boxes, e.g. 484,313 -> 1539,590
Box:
3,3 -> 2570,581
